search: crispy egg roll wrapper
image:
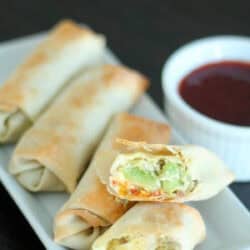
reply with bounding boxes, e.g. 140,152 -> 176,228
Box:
92,202 -> 206,250
0,19 -> 105,142
9,65 -> 148,192
54,113 -> 170,249
108,139 -> 234,202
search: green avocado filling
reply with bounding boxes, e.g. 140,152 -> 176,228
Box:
123,167 -> 158,191
119,157 -> 195,197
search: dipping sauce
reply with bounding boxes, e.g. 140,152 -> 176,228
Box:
179,61 -> 250,126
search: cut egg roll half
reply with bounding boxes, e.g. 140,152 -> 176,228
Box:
108,139 -> 234,202
92,202 -> 206,250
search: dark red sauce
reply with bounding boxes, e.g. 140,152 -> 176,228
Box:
179,61 -> 250,126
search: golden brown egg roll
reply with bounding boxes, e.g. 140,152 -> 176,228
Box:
54,113 -> 170,250
92,202 -> 206,250
9,65 -> 148,192
0,19 -> 105,142
108,139 -> 234,202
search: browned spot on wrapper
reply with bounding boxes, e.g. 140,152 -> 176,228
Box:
79,174 -> 133,225
50,20 -> 93,45
22,51 -> 48,71
70,81 -> 99,108
111,113 -> 170,153
102,65 -> 149,95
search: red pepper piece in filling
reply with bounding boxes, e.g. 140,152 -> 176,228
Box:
130,188 -> 140,195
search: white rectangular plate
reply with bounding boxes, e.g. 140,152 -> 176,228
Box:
0,33 -> 250,250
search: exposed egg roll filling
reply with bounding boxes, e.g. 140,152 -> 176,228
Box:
106,235 -> 181,250
110,152 -> 197,200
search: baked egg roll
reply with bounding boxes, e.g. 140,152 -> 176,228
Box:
9,65 -> 148,192
108,139 -> 234,202
0,19 -> 105,142
92,202 -> 206,250
54,113 -> 170,249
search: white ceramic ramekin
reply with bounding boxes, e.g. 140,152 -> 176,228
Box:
162,36 -> 250,181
